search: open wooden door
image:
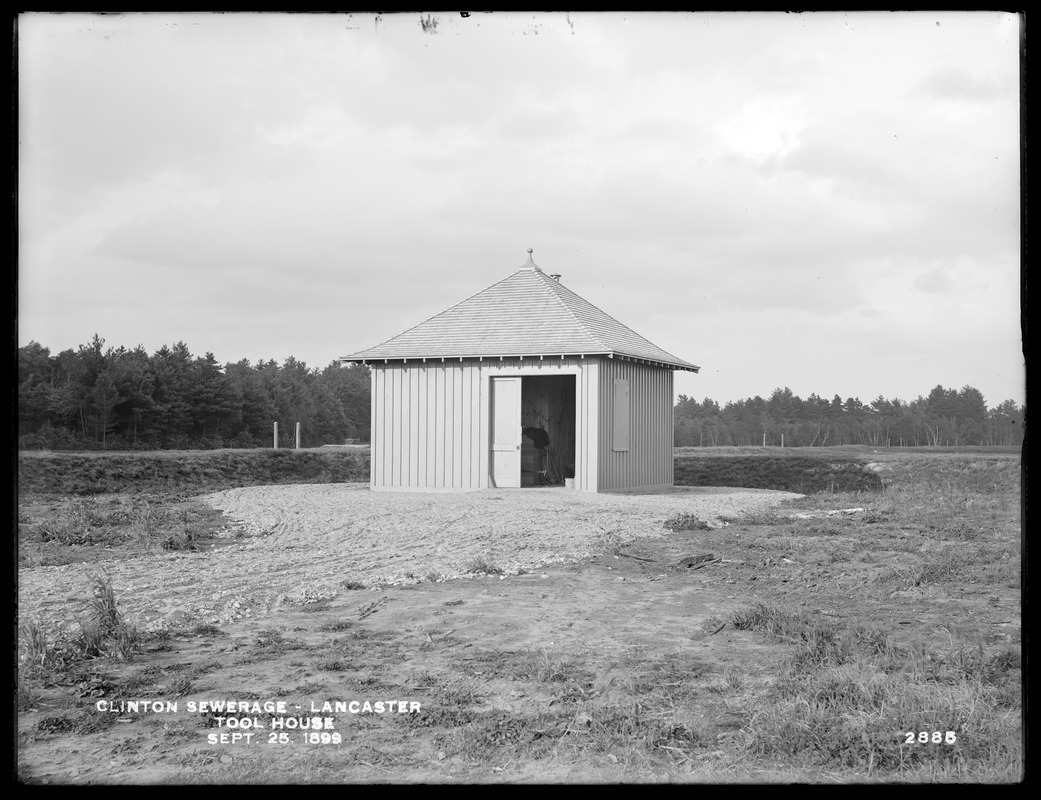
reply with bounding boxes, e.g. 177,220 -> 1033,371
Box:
490,376 -> 521,488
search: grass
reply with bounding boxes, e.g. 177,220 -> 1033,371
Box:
717,598 -> 1022,778
662,513 -> 713,531
16,445 -> 1022,783
18,574 -> 148,719
673,453 -> 885,494
18,495 -> 230,566
678,449 -> 1022,781
520,645 -> 581,683
465,556 -> 505,576
18,448 -> 369,496
249,629 -> 305,659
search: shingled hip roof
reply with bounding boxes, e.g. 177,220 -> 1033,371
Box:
341,257 -> 699,372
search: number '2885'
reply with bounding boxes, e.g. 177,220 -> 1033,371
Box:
905,731 -> 957,744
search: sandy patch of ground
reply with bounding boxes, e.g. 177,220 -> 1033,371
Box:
18,484 -> 801,633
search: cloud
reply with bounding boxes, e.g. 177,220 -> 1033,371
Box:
18,12 -> 1023,407
918,63 -> 1016,102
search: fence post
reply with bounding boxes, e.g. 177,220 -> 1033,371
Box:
295,422 -> 301,450
273,422 -> 279,449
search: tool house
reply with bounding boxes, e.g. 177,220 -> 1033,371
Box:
340,251 -> 699,492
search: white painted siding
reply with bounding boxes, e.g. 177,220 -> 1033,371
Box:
597,358 -> 674,492
370,357 -> 597,491
370,355 -> 674,493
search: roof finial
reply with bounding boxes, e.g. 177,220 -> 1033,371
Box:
527,248 -> 533,254
524,247 -> 541,271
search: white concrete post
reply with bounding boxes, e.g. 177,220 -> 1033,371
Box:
273,422 -> 279,449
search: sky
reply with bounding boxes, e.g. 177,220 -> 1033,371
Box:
17,11 -> 1024,410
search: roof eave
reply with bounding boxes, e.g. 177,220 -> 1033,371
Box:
340,351 -> 700,372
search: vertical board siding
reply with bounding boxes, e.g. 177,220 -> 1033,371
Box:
580,360 -> 599,492
369,360 -> 488,490
597,359 -> 674,491
370,357 -> 608,491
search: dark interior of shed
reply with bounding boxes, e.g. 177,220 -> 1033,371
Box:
520,375 -> 576,487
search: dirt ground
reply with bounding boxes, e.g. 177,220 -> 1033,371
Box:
17,478 -> 1021,784
17,484 -> 799,633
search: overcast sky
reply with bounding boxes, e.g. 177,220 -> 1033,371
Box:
17,11 -> 1023,409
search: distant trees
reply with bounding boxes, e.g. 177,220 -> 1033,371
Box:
675,384 -> 1024,449
18,337 -> 1024,452
18,337 -> 372,450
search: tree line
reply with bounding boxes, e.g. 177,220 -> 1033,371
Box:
18,337 -> 1024,450
675,386 -> 1024,449
18,337 -> 370,450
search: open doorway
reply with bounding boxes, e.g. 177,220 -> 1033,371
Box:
520,375 -> 576,487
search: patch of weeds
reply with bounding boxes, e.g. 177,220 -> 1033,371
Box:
717,667 -> 745,693
111,621 -> 143,662
729,602 -> 812,637
110,670 -> 155,699
651,722 -> 705,755
917,547 -> 981,585
745,662 -> 1021,775
860,509 -> 893,524
521,645 -> 579,683
19,619 -> 69,673
17,675 -> 43,711
168,675 -> 195,698
191,623 -> 224,637
35,706 -> 118,738
186,658 -> 222,679
719,507 -> 784,526
633,653 -> 710,694
729,604 -> 894,670
156,718 -> 199,742
90,573 -> 120,636
317,658 -> 349,672
34,714 -> 78,736
674,454 -> 883,494
341,580 -> 366,590
599,530 -> 629,556
929,643 -> 1023,693
425,570 -> 444,582
73,617 -> 107,659
318,619 -> 354,633
872,563 -> 924,588
985,646 -> 1021,675
569,703 -> 650,752
663,513 -> 712,531
72,672 -> 118,699
466,556 -> 504,576
401,706 -> 477,729
700,615 -> 728,636
462,711 -> 557,756
136,663 -> 168,679
160,528 -> 197,552
251,629 -> 303,658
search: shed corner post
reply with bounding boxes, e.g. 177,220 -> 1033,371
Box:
477,363 -> 491,489
369,365 -> 377,489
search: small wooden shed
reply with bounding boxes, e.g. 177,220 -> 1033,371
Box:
340,251 -> 699,492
